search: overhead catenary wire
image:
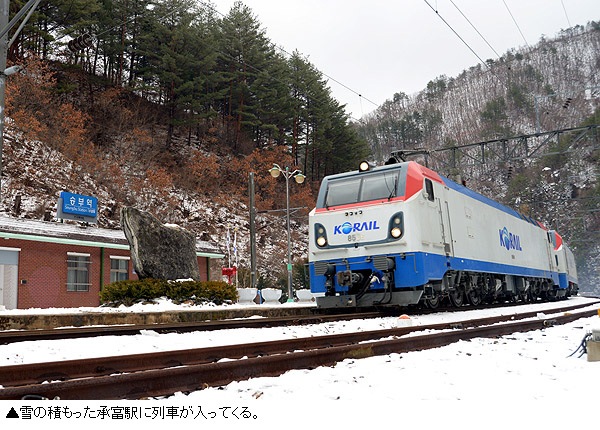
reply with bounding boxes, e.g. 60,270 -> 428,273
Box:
449,0 -> 501,59
502,0 -> 530,48
560,0 -> 572,28
422,0 -> 491,70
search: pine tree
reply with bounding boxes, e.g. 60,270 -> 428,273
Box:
217,1 -> 271,151
136,0 -> 200,146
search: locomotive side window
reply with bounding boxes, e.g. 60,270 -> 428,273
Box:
547,231 -> 557,247
425,178 -> 434,202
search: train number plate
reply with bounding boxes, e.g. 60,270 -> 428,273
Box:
347,233 -> 364,242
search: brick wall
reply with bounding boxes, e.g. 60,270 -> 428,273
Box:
1,237 -> 211,309
10,238 -> 106,308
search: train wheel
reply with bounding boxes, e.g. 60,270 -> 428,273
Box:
425,295 -> 441,309
448,289 -> 464,307
466,289 -> 482,306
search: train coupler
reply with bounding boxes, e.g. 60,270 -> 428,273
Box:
336,270 -> 364,287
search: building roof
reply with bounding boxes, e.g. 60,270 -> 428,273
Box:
0,216 -> 224,258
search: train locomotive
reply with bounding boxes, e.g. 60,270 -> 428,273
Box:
308,158 -> 578,309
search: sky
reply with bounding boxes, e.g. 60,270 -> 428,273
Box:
0,296 -> 598,428
215,0 -> 600,121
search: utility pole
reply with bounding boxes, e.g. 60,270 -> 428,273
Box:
249,172 -> 257,290
0,0 -> 9,203
0,0 -> 42,203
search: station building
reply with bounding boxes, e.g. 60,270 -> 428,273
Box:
0,216 -> 224,310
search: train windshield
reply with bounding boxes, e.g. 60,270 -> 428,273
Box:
323,169 -> 405,208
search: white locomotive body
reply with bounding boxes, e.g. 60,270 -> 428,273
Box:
308,160 -> 578,308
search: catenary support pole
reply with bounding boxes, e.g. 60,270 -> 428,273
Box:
0,0 -> 9,203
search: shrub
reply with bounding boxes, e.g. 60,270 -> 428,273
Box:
100,279 -> 238,307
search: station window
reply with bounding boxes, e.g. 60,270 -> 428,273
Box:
110,256 -> 129,283
67,252 -> 91,292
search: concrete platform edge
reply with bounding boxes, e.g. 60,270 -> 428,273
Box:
0,306 -> 317,330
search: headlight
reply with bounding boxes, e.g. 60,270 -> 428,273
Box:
314,223 -> 328,247
388,212 -> 404,240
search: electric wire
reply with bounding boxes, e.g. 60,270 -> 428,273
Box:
52,0 -> 370,123
213,45 -> 365,122
196,0 -> 379,110
502,0 -> 530,47
560,0 -> 572,28
4,0 -> 363,124
92,5 -> 157,41
449,0 -> 501,59
146,0 -> 373,121
422,0 -> 490,69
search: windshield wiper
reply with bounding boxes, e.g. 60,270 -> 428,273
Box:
387,177 -> 398,201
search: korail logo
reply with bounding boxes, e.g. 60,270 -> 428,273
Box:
334,221 -> 380,235
499,227 -> 522,251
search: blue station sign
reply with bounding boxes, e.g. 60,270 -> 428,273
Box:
60,192 -> 98,217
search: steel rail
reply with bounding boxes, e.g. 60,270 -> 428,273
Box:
0,305 -> 597,399
2,298 -> 595,345
0,301 -> 595,387
0,311 -> 390,344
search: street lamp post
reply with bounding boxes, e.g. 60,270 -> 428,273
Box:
269,163 -> 305,302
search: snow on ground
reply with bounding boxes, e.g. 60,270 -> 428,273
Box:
0,297 -> 597,365
0,296 -> 314,315
1,297 -> 599,429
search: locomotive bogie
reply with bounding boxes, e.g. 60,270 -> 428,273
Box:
308,161 -> 578,309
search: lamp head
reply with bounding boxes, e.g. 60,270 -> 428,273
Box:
294,173 -> 306,184
269,166 -> 281,178
359,161 -> 371,172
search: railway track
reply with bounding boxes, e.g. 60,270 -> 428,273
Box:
1,299 -> 595,344
0,301 -> 597,400
0,310 -> 392,344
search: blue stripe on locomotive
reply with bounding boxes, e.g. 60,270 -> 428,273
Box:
310,252 -> 563,293
441,175 -> 526,222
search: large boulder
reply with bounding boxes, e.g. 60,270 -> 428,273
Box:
120,207 -> 202,281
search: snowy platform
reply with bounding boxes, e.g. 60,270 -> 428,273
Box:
0,301 -> 317,330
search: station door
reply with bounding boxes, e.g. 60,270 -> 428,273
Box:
0,249 -> 19,309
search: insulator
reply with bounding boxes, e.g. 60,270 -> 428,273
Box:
68,33 -> 93,53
